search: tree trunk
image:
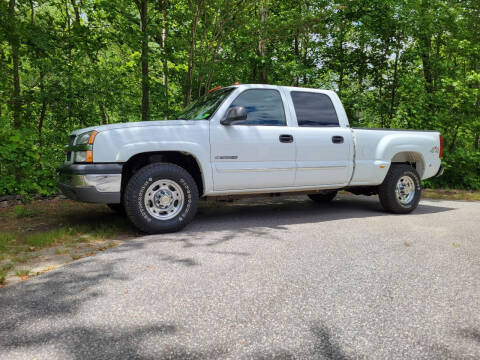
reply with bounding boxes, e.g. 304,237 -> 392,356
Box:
258,3 -> 267,83
185,0 -> 202,106
294,31 -> 299,86
204,17 -> 225,93
71,0 -> 81,23
449,121 -> 462,152
389,43 -> 400,124
338,22 -> 344,92
38,70 -> 46,144
420,34 -> 433,95
65,0 -> 73,126
419,1 -> 434,99
162,3 -> 168,119
99,102 -> 107,124
9,0 -> 22,128
475,133 -> 479,150
137,0 -> 150,121
29,0 -> 34,24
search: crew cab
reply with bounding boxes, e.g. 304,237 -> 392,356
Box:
58,84 -> 444,233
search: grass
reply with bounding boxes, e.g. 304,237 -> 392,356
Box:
0,198 -> 137,284
0,262 -> 14,285
13,205 -> 41,219
0,232 -> 16,253
0,223 -> 127,258
15,269 -> 30,277
422,189 -> 480,201
55,248 -> 69,255
25,228 -> 75,248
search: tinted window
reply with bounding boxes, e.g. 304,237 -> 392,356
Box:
291,92 -> 339,127
229,89 -> 286,126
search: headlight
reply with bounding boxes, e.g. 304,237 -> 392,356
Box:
72,130 -> 97,163
75,151 -> 93,163
75,130 -> 98,145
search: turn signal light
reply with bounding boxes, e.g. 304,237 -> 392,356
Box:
85,150 -> 93,163
88,131 -> 98,145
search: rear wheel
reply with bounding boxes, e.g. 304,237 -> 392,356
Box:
378,164 -> 421,214
308,191 -> 337,203
124,163 -> 199,234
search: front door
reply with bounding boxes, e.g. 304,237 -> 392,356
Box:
211,88 -> 296,191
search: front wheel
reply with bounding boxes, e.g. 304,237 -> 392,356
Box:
378,164 -> 421,214
124,163 -> 199,234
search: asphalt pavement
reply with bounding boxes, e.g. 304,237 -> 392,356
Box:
1,195 -> 479,359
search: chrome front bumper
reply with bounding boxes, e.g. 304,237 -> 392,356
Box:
58,163 -> 123,203
68,174 -> 121,192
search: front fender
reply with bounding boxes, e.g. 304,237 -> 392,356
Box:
92,124 -> 213,192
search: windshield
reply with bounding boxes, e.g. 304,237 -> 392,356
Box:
177,87 -> 234,120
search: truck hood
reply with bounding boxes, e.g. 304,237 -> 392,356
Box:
71,120 -> 207,135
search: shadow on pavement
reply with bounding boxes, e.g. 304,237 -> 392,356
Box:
0,196 -> 460,359
162,195 -> 456,248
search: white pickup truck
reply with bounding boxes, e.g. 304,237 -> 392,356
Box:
58,84 -> 444,233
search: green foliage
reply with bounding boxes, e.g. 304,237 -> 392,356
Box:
426,149 -> 480,190
13,205 -> 41,218
0,0 -> 479,194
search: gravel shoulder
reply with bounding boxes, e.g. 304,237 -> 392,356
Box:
1,195 -> 479,359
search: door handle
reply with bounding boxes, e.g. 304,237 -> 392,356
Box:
279,134 -> 294,143
332,136 -> 344,144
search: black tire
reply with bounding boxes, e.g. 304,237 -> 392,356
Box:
378,164 -> 421,214
107,203 -> 125,214
308,191 -> 337,203
124,163 -> 199,234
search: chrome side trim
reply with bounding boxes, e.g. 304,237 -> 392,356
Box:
297,165 -> 346,171
216,167 -> 294,173
216,165 -> 347,173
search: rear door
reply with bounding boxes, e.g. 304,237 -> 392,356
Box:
211,88 -> 296,191
285,90 -> 353,187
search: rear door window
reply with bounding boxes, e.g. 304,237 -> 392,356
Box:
291,92 -> 339,127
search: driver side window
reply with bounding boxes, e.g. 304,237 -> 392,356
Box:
229,89 -> 286,126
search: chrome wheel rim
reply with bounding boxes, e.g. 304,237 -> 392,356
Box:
144,179 -> 184,220
395,175 -> 416,205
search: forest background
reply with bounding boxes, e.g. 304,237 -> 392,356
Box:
1,0 -> 479,196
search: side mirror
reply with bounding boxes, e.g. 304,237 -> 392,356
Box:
221,106 -> 248,125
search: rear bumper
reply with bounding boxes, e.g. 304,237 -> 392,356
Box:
434,165 -> 444,178
57,163 -> 123,204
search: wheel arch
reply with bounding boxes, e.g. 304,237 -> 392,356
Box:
390,151 -> 426,179
121,151 -> 205,197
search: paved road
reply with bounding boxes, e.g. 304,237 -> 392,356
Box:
1,195 -> 480,359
